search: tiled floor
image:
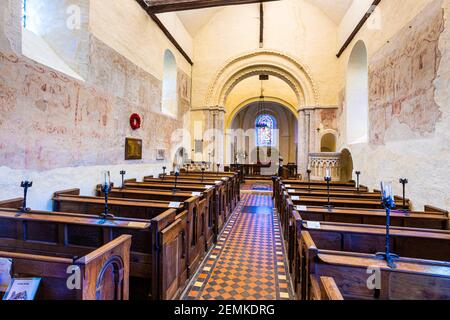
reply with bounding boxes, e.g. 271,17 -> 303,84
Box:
182,184 -> 294,300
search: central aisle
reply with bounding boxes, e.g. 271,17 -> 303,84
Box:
182,184 -> 293,300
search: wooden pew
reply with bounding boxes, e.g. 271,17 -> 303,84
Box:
282,179 -> 358,187
310,277 -> 344,301
0,203 -> 186,300
125,182 -> 227,238
98,186 -> 214,251
292,205 -> 449,230
172,172 -> 240,208
0,198 -> 23,209
0,235 -> 131,300
52,189 -> 204,279
300,231 -> 450,300
176,171 -> 241,203
290,214 -> 450,299
273,177 -> 369,210
143,176 -> 232,220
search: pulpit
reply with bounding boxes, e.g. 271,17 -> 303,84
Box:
308,153 -> 343,181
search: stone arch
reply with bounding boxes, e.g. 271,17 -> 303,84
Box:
340,148 -> 354,182
205,50 -> 319,109
226,96 -> 297,129
320,129 -> 338,152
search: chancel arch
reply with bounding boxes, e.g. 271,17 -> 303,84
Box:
205,50 -> 319,109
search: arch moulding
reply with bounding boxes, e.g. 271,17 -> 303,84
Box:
204,50 -> 320,109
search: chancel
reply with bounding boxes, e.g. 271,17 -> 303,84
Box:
0,0 -> 449,302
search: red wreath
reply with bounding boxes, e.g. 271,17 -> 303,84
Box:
130,113 -> 141,130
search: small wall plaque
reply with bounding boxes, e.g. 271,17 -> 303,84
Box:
156,149 -> 166,161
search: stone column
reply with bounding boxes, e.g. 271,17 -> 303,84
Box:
205,106 -> 226,170
297,109 -> 308,177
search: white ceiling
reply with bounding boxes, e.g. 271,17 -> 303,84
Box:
175,0 -> 354,37
176,7 -> 223,36
304,0 -> 353,24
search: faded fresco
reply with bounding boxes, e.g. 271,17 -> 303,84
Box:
368,1 -> 444,144
0,36 -> 190,171
319,109 -> 338,131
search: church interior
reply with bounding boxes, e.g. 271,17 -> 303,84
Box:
0,0 -> 449,301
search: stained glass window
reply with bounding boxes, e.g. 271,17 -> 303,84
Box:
256,114 -> 275,147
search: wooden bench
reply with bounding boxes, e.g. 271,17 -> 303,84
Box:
310,277 -> 344,301
300,231 -> 450,300
125,182 -> 228,238
143,177 -> 232,220
291,214 -> 450,299
52,189 -> 204,279
170,173 -> 240,209
175,171 -> 241,204
0,234 -> 131,300
292,205 -> 449,230
99,186 -> 214,251
0,202 -> 186,300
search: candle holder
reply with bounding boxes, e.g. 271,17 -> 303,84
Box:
100,171 -> 115,221
355,171 -> 361,193
120,170 -> 126,189
173,171 -> 180,194
307,169 -> 312,192
324,176 -> 333,211
19,181 -> 33,213
375,181 -> 399,269
162,166 -> 167,181
186,163 -> 190,174
201,167 -> 205,182
399,178 -> 408,212
216,163 -> 220,175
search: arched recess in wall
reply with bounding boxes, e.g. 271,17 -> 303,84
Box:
173,147 -> 188,170
229,101 -> 298,165
340,148 -> 354,182
346,40 -> 369,145
320,132 -> 337,152
162,49 -> 178,117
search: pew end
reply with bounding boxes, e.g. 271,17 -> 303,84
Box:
0,197 -> 23,209
310,276 -> 344,300
0,234 -> 132,300
425,205 -> 449,230
53,188 -> 81,197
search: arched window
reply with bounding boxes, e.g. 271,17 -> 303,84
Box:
256,114 -> 276,147
346,40 -> 368,144
162,49 -> 178,117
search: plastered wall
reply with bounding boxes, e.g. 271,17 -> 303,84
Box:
337,0 -> 450,210
0,0 -> 192,210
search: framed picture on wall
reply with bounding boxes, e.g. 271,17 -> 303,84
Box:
156,149 -> 166,161
125,138 -> 143,160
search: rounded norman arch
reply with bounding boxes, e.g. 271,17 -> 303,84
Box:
205,50 -> 319,109
226,96 -> 297,129
340,148 -> 354,182
319,129 -> 338,152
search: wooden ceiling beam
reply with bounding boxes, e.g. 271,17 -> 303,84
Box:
336,0 -> 382,58
143,0 -> 280,13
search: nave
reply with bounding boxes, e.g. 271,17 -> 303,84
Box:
183,186 -> 293,300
